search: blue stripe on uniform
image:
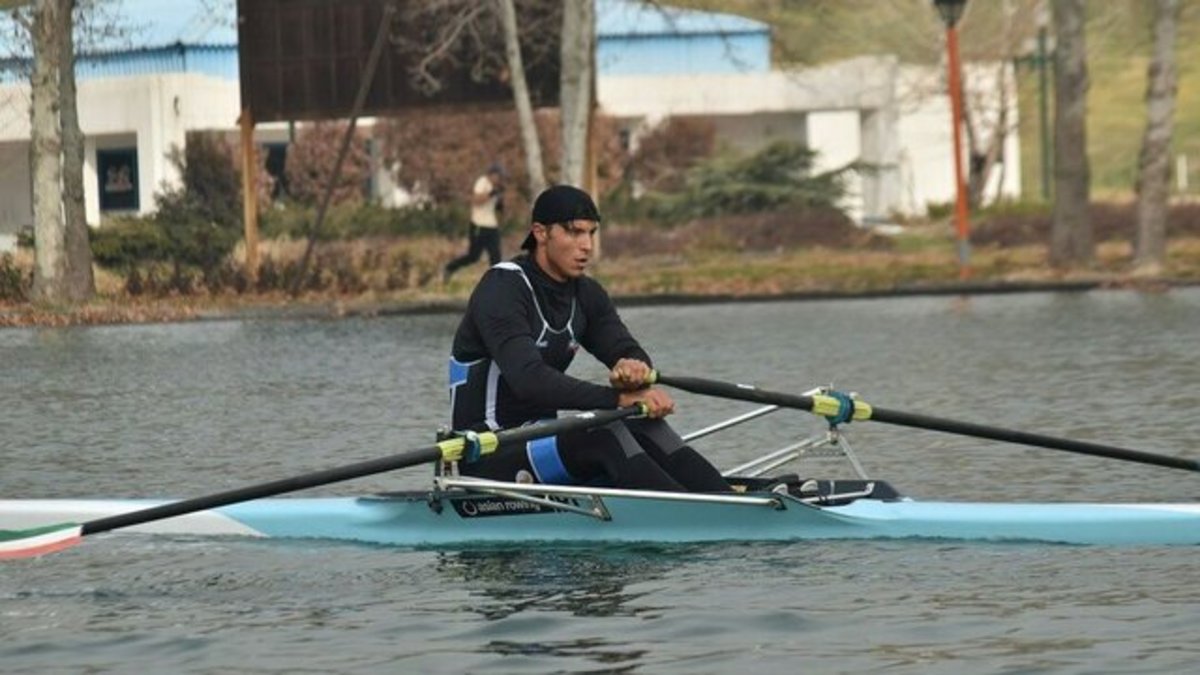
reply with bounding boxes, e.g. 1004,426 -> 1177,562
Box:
526,435 -> 574,484
448,358 -> 471,388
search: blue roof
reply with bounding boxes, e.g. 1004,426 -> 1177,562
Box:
1,0 -> 768,81
597,0 -> 769,37
4,1 -> 766,52
99,0 -> 768,49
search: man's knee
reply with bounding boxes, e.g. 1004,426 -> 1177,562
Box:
625,417 -> 685,451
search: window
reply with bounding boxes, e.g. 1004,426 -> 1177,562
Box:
97,148 -> 139,211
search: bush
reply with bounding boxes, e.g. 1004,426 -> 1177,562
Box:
628,116 -> 717,193
91,133 -> 249,290
170,132 -> 244,228
0,253 -> 30,302
284,122 -> 369,206
637,141 -> 854,224
90,216 -> 168,269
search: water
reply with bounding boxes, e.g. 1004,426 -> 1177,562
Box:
3,289 -> 1200,673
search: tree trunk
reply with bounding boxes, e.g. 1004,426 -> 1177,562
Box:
1049,0 -> 1092,268
59,0 -> 94,301
559,0 -> 594,188
30,0 -> 68,303
496,0 -> 546,196
1132,0 -> 1179,275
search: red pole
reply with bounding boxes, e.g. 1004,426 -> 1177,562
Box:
946,25 -> 971,279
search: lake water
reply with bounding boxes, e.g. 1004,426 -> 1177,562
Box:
3,289 -> 1199,673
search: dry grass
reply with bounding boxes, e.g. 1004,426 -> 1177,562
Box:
4,232 -> 1200,328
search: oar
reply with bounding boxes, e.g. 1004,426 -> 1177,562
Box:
0,405 -> 644,559
649,372 -> 1200,473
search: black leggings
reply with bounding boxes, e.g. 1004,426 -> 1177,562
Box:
461,418 -> 730,492
445,225 -> 501,277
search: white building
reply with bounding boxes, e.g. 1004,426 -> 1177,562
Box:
0,0 -> 1019,251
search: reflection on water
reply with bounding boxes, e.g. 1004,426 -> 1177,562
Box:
436,546 -> 688,620
484,637 -> 646,669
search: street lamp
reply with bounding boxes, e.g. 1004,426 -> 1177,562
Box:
933,0 -> 971,280
1015,2 -> 1054,202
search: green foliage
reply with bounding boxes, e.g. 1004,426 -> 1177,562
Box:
154,191 -> 242,272
0,253 -> 30,302
16,226 -> 34,249
154,132 -> 244,272
172,133 -> 243,228
90,216 -> 167,268
90,132 -> 245,289
638,141 -> 853,224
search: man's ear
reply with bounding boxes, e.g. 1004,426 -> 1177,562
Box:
532,223 -> 548,245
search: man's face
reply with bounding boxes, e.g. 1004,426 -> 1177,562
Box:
533,219 -> 598,281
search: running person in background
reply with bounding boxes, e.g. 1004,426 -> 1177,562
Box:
447,184 -> 730,492
443,163 -> 504,282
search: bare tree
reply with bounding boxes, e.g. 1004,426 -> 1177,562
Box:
496,0 -> 545,195
394,0 -> 557,196
958,0 -> 1024,208
559,0 -> 594,188
59,0 -> 93,299
1132,0 -> 1180,275
773,0 -> 1038,210
11,0 -> 94,303
1049,0 -> 1092,268
27,0 -> 67,302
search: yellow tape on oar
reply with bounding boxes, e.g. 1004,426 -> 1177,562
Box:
810,393 -> 873,423
436,432 -> 499,463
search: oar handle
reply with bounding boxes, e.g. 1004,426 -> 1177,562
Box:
82,405 -> 645,537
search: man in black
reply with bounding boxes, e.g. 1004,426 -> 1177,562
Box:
447,185 -> 729,492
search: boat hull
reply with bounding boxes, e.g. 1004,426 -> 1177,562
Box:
4,493 -> 1200,547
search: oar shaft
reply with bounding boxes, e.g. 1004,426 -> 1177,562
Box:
655,374 -> 816,411
83,406 -> 644,536
653,372 -> 1200,473
869,407 -> 1200,472
81,446 -> 444,536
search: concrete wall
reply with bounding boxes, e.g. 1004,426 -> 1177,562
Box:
0,73 -> 241,238
0,55 -> 1020,249
0,141 -> 31,246
894,64 -> 1021,215
600,55 -> 1021,221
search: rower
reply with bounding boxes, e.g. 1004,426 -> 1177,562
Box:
445,185 -> 730,492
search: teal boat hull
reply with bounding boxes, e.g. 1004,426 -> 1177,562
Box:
4,492 -> 1200,547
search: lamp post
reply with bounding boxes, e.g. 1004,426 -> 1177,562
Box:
933,0 -> 970,280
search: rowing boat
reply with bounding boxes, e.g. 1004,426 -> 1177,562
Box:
5,393 -> 1200,551
3,480 -> 1200,548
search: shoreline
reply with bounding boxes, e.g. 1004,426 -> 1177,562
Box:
4,275 -> 1192,329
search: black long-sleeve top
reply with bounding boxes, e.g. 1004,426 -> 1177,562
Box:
448,255 -> 650,430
